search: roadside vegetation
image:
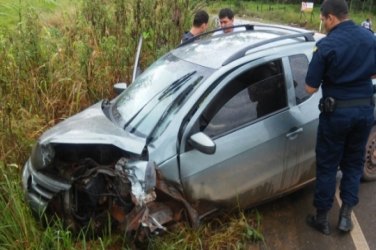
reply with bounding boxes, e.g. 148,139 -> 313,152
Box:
0,0 -> 374,249
207,0 -> 375,31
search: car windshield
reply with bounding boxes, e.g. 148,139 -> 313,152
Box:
112,53 -> 213,137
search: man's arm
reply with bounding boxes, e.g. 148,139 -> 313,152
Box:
305,84 -> 318,94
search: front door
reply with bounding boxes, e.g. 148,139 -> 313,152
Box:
178,59 -> 304,209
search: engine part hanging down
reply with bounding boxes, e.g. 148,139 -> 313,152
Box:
45,157 -> 199,237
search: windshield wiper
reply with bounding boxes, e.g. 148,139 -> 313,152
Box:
158,71 -> 196,101
147,76 -> 203,143
121,71 -> 196,131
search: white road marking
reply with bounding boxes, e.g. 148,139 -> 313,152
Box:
335,188 -> 370,250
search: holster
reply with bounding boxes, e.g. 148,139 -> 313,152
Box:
318,97 -> 336,113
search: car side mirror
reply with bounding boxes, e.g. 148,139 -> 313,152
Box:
188,132 -> 216,154
113,82 -> 128,95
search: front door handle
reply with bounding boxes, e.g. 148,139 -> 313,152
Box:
286,127 -> 303,140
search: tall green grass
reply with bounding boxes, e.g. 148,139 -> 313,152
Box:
0,0 -> 200,165
208,1 -> 375,32
148,210 -> 264,249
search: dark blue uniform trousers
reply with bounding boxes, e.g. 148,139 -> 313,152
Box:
314,106 -> 374,210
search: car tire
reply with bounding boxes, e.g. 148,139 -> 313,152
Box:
363,125 -> 376,181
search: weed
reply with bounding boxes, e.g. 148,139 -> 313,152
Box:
148,209 -> 264,249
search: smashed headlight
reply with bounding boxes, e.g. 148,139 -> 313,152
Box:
30,143 -> 55,170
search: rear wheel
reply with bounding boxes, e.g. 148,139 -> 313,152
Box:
363,126 -> 376,181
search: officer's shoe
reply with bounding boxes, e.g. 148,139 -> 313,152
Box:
306,210 -> 330,235
337,204 -> 353,232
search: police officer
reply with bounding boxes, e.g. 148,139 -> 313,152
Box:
305,0 -> 376,235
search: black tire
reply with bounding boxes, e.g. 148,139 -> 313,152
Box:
363,125 -> 376,181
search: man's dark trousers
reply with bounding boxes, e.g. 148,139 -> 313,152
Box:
314,106 -> 374,210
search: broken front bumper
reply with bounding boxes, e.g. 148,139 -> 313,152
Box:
22,159 -> 71,214
22,157 -> 199,236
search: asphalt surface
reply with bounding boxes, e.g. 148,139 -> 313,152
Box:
252,177 -> 376,250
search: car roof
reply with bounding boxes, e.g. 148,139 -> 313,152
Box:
172,24 -> 320,69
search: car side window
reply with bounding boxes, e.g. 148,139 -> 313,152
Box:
199,59 -> 287,138
289,54 -> 311,104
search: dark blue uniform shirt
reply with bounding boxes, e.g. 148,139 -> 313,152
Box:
181,31 -> 194,43
306,20 -> 376,100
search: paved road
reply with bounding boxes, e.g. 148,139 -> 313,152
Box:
253,176 -> 376,249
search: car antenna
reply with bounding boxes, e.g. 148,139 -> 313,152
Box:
132,35 -> 143,83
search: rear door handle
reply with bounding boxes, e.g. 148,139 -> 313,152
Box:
286,127 -> 303,140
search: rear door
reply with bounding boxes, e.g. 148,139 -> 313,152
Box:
279,54 -> 319,190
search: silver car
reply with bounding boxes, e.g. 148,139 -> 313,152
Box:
22,24 -> 376,235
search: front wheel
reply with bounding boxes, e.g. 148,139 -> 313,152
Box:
363,125 -> 376,181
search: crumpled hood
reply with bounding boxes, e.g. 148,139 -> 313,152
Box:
38,101 -> 146,155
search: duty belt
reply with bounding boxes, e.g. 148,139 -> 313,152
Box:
335,98 -> 373,108
319,97 -> 373,113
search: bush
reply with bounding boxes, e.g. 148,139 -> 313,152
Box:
0,0 -> 204,165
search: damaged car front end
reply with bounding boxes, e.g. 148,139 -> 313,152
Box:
22,52 -> 211,237
23,145 -> 198,237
